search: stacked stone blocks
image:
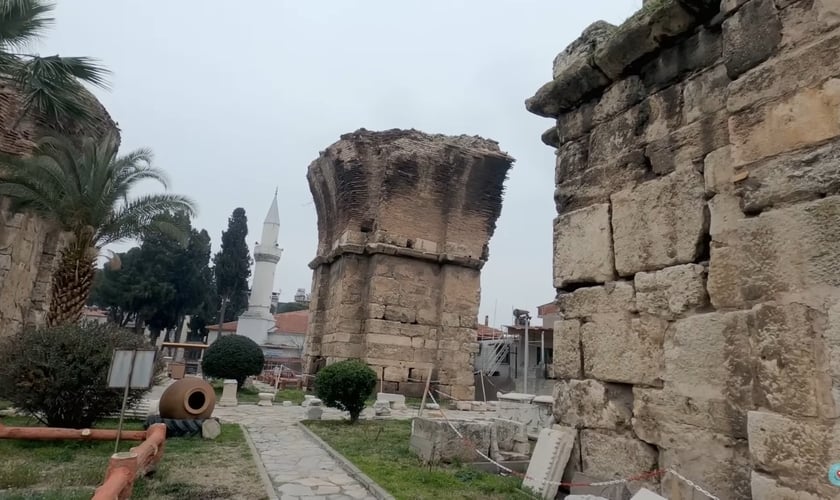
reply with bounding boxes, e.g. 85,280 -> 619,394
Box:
528,0 -> 840,497
304,129 -> 512,400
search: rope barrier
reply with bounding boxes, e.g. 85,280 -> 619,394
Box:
424,390 -> 720,499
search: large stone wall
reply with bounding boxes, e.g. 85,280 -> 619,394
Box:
303,129 -> 513,400
528,1 -> 840,498
0,85 -> 116,338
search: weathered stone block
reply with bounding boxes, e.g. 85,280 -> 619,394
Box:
659,432 -> 751,500
555,101 -> 597,144
611,170 -> 708,276
553,319 -> 583,379
750,471 -> 824,500
644,84 -> 684,143
553,21 -> 616,79
410,417 -> 492,463
553,379 -> 633,430
553,204 -> 615,288
635,264 -> 709,320
750,302 -> 837,418
723,0 -> 783,79
588,105 -> 649,169
664,311 -> 752,404
703,145 -> 734,196
593,76 -> 646,123
729,11 -> 840,113
707,196 -> 840,308
557,281 -> 636,319
729,78 -> 840,166
747,410 -> 839,498
581,314 -> 666,386
633,387 -> 748,443
737,139 -> 840,213
682,65 -> 730,123
708,192 -> 743,237
777,0 -> 840,50
580,429 -> 658,489
555,148 -> 649,213
645,111 -> 729,175
639,28 -> 722,89
593,1 -> 697,80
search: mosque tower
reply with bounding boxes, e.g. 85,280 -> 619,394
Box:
235,190 -> 283,345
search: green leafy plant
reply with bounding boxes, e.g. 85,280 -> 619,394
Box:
0,322 -> 153,428
201,335 -> 264,389
314,359 -> 377,423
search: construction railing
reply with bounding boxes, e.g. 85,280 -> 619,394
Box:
92,423 -> 167,500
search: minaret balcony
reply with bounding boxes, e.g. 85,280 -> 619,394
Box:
254,243 -> 283,263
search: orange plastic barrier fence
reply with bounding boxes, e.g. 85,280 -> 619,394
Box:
91,423 -> 167,500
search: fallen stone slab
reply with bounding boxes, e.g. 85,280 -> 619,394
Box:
523,426 -> 576,499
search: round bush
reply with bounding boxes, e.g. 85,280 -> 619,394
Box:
201,334 -> 264,389
314,359 -> 377,423
0,323 -> 152,428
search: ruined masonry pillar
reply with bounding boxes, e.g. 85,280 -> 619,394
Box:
303,129 -> 513,401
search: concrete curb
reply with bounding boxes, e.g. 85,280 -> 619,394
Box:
297,422 -> 396,500
241,424 -> 280,500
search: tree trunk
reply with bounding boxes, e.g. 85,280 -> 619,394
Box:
46,243 -> 96,327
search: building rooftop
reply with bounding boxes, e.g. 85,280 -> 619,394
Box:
208,309 -> 309,334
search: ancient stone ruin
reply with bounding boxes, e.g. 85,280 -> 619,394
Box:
528,0 -> 840,498
0,85 -> 117,338
303,129 -> 513,401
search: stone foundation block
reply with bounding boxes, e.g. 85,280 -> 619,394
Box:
581,314 -> 666,386
747,410 -> 839,498
750,471 -> 824,500
553,319 -> 583,379
664,311 -> 752,404
580,429 -> 659,490
750,302 -> 837,418
557,281 -> 636,319
682,65 -> 730,123
555,148 -> 650,214
553,204 -> 615,288
611,170 -> 708,276
707,196 -> 840,308
553,379 -> 633,430
658,431 -> 750,500
410,417 -> 491,463
635,264 -> 708,320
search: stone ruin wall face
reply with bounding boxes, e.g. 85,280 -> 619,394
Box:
0,85 -> 117,338
304,129 -> 513,401
528,1 -> 840,498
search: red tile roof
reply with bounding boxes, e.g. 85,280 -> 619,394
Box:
477,324 -> 505,340
208,310 -> 310,334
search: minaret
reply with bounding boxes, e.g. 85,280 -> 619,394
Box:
235,190 -> 283,345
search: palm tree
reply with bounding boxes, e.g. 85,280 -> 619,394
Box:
0,0 -> 110,129
0,132 -> 197,326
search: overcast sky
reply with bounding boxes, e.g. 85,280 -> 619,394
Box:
41,1 -> 641,329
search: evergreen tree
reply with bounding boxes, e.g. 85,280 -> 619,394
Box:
213,208 -> 251,330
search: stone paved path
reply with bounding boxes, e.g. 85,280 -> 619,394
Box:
213,405 -> 380,500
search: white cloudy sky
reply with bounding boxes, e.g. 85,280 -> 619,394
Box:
41,1 -> 641,328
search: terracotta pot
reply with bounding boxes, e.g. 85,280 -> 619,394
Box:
158,378 -> 215,419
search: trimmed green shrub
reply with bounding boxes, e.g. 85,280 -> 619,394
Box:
314,359 -> 377,423
201,334 -> 264,389
0,322 -> 152,428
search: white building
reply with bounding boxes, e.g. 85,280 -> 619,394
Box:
234,191 -> 283,345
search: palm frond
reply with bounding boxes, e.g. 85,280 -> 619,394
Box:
12,55 -> 110,128
0,0 -> 54,51
97,193 -> 197,246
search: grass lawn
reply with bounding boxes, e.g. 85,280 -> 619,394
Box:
0,416 -> 268,500
304,420 -> 532,500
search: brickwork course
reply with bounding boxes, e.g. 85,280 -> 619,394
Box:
527,0 -> 840,498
